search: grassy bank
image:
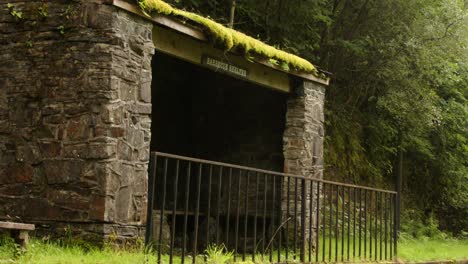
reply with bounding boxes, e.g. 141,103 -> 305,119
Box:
0,236 -> 467,263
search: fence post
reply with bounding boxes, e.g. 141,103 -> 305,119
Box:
394,148 -> 403,258
145,153 -> 157,246
300,178 -> 306,262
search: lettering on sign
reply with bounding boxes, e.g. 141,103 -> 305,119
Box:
202,55 -> 248,78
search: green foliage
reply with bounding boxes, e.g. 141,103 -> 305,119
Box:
7,3 -> 23,20
57,25 -> 65,35
37,4 -> 48,18
400,210 -> 449,239
204,244 -> 233,264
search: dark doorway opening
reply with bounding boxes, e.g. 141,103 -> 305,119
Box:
149,51 -> 287,252
150,51 -> 287,171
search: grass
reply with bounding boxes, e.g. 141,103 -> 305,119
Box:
398,237 -> 468,262
0,235 -> 467,263
0,236 -> 157,264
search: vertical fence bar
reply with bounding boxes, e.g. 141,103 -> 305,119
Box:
380,192 -> 383,261
363,189 -> 367,259
158,158 -> 168,264
206,165 -> 213,249
375,192 -> 378,261
372,191 -> 375,261
369,191 -> 373,260
335,185 -> 339,262
384,193 -> 388,260
216,167 -> 222,245
315,181 -> 321,263
276,175 -> 282,263
269,175 -> 275,263
328,184 -> 332,262
192,163 -> 203,264
389,194 -> 393,259
262,174 -> 267,260
322,183 -> 326,262
347,186 -> 351,261
300,179 -> 306,262
169,160 -> 180,264
358,188 -> 362,258
181,162 -> 191,264
353,187 -> 357,260
308,180 -> 314,262
341,186 -> 345,262
286,176 -> 290,260
234,170 -> 241,261
225,168 -> 232,249
394,193 -> 398,258
145,153 -> 157,245
253,173 -> 259,262
294,178 -> 298,260
242,171 -> 249,261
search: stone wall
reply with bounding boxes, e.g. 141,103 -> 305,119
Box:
0,0 -> 154,242
283,80 -> 326,248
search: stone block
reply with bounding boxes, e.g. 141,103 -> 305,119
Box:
39,141 -> 62,158
89,195 -> 106,221
66,115 -> 92,141
43,160 -> 84,184
117,140 -> 132,161
0,163 -> 34,184
115,186 -> 132,222
88,143 -> 116,159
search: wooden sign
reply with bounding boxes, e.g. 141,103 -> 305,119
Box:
202,55 -> 248,78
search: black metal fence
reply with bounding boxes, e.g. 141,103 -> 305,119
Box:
145,152 -> 399,263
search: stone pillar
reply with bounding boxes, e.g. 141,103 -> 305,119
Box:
0,1 -> 154,243
283,80 -> 326,251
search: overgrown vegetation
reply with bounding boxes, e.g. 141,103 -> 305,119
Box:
136,0 -> 319,75
158,0 -> 467,237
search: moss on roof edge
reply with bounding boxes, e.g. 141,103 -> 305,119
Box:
137,0 -> 321,77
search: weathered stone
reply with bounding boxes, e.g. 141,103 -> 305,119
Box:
283,80 -> 326,248
139,71 -> 152,103
88,143 -> 116,159
115,187 -> 132,222
39,141 -> 62,158
0,163 -> 34,184
66,115 -> 92,141
43,160 -> 84,184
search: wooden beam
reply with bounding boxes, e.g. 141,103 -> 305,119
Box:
113,0 -> 206,41
0,221 -> 35,231
153,25 -> 292,93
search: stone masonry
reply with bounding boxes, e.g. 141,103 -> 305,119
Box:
0,0 -> 327,246
283,80 -> 326,250
0,0 -> 154,242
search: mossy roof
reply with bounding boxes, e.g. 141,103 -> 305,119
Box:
138,0 -> 322,78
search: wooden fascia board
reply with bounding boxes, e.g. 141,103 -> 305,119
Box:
153,25 -> 291,93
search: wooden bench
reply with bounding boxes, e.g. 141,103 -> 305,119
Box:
0,221 -> 35,248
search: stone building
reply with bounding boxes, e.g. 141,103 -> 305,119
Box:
0,0 -> 328,244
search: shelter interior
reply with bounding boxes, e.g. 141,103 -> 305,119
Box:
150,51 -> 287,169
149,51 -> 288,250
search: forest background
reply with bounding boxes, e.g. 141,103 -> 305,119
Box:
164,0 -> 467,237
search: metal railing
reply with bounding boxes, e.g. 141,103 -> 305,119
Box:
145,151 -> 399,263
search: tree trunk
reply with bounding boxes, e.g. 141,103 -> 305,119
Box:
228,0 -> 236,28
